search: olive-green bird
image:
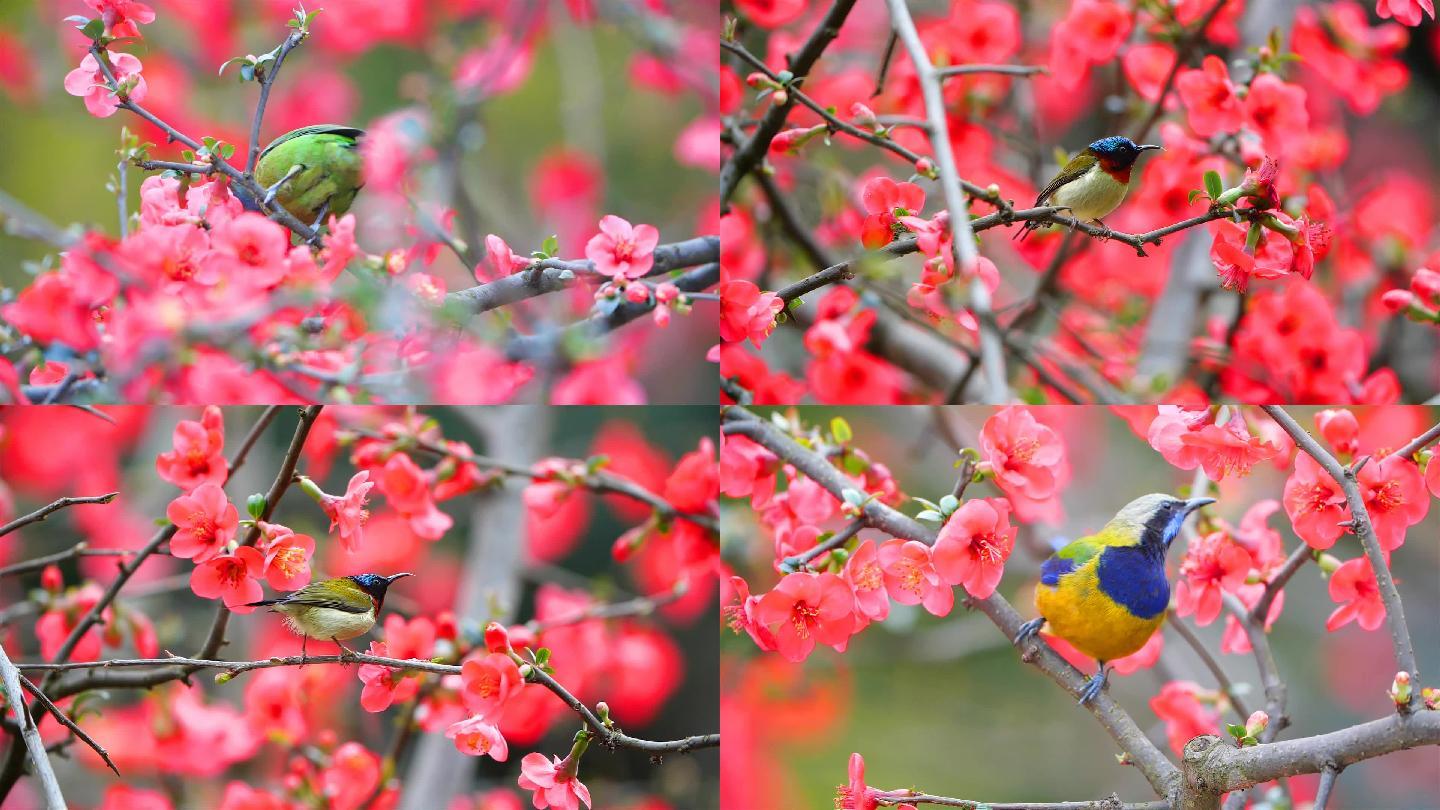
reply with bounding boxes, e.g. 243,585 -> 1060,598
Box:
253,124 -> 365,227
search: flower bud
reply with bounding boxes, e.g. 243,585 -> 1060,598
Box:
483,621 -> 511,653
1390,671 -> 1413,706
745,72 -> 768,89
1381,289 -> 1417,313
625,283 -> 651,304
1413,267 -> 1440,301
849,102 -> 879,130
915,157 -> 936,178
40,564 -> 63,594
1245,710 -> 1269,736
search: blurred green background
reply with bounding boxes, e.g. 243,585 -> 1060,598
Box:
722,406 -> 1440,809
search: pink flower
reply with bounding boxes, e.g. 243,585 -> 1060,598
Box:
859,177 -> 925,249
719,279 -> 784,348
980,406 -> 1065,501
377,454 -> 452,540
318,472 -> 373,553
0,272 -> 100,352
1175,56 -> 1244,138
358,641 -> 418,712
318,214 -> 358,281
255,524 -> 315,590
1357,456 -> 1429,551
476,234 -> 529,282
755,572 -> 856,663
1149,681 -> 1219,755
84,0 -> 156,38
320,742 -> 380,810
843,539 -> 890,622
210,212 -> 291,289
1147,406 -> 1277,480
584,215 -> 659,279
518,752 -> 592,810
1376,0 -> 1435,26
932,498 -> 1016,599
447,715 -> 510,760
1315,409 -> 1360,456
1282,453 -> 1348,550
64,52 -> 146,118
1326,556 -> 1388,631
1049,0 -> 1132,87
460,653 -> 523,719
835,752 -> 914,810
877,539 -> 953,617
1175,530 -> 1253,626
1244,74 -> 1308,151
189,548 -> 264,612
167,482 -> 239,563
156,406 -> 228,490
724,576 -> 778,651
1426,454 -> 1440,499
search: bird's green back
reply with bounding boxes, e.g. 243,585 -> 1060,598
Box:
254,124 -> 365,224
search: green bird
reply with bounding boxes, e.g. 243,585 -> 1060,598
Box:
253,124 -> 365,227
1016,136 -> 1161,241
1014,493 -> 1213,705
244,572 -> 410,659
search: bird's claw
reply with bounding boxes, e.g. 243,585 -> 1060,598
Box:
1077,667 -> 1109,705
1014,617 -> 1045,647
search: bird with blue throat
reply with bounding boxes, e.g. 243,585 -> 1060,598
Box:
243,572 -> 411,660
252,124 -> 365,229
1015,136 -> 1162,241
1014,493 -> 1214,705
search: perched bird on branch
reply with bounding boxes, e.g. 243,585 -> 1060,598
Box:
253,124 -> 365,227
244,572 -> 410,658
1015,494 -> 1213,704
1016,136 -> 1161,241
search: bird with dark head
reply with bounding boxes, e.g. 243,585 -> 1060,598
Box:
252,124 -> 365,228
1016,136 -> 1162,241
244,572 -> 411,660
1014,493 -> 1214,705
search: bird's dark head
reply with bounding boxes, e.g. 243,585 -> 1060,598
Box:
347,572 -> 412,609
1112,494 -> 1215,551
1085,136 -> 1162,169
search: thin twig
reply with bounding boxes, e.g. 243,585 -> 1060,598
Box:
0,546 -> 133,579
1390,421 -> 1440,461
779,519 -> 864,573
245,27 -> 308,174
16,673 -> 118,776
0,643 -> 64,810
0,493 -> 118,538
1166,609 -> 1249,720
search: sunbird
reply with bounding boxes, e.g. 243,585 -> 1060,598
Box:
1014,494 -> 1214,705
244,572 -> 411,658
253,124 -> 365,227
1016,136 -> 1161,240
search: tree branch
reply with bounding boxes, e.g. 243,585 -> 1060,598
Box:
0,493 -> 118,538
17,672 -> 118,777
245,27 -> 308,174
0,643 -> 63,810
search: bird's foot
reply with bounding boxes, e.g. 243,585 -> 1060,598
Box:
333,638 -> 360,663
1093,219 -> 1115,242
1077,666 -> 1109,705
262,164 -> 304,209
1014,617 -> 1046,647
310,199 -> 331,232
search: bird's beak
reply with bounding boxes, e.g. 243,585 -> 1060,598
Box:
1138,144 -> 1163,152
387,572 -> 414,583
1183,497 -> 1216,514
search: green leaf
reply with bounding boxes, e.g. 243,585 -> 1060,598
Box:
939,494 -> 959,514
541,234 -> 560,258
840,453 -> 869,475
830,417 -> 853,444
80,18 -> 105,41
217,56 -> 250,78
916,510 -> 944,523
1204,170 -> 1223,200
912,497 -> 942,512
1188,189 -> 1204,204
1225,723 -> 1247,738
220,143 -> 236,159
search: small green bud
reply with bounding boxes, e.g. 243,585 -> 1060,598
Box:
246,493 -> 267,519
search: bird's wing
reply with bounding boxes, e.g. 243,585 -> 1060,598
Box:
1039,534 -> 1103,585
1034,153 -> 1098,206
260,124 -> 364,160
271,580 -> 373,613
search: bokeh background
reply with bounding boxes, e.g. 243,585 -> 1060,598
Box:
0,0 -> 719,402
722,405 -> 1440,808
0,404 -> 718,809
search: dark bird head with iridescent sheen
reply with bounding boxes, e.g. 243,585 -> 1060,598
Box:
347,572 -> 413,609
1085,136 -> 1162,172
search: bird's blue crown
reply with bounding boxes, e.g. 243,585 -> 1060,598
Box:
1088,136 -> 1138,155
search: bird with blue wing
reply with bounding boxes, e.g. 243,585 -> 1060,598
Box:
244,572 -> 410,660
1016,136 -> 1162,241
1014,493 -> 1214,705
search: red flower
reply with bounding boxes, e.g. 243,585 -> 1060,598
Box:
1244,74 -> 1308,151
320,742 -> 380,810
378,453 -> 452,540
1426,454 -> 1440,499
358,640 -> 418,712
517,751 -> 592,810
1149,681 -> 1219,755
931,498 -> 1015,599
1147,406 -> 1277,480
1282,453 -> 1348,549
167,482 -> 239,563
719,279 -> 784,348
734,0 -> 807,29
755,572 -> 856,662
318,472 -> 374,553
720,434 -> 779,507
447,715 -> 510,760
663,436 -> 718,515
843,538 -> 890,623
156,406 -> 227,490
1316,409 -> 1360,457
1209,219 -> 1294,292
255,523 -> 315,591
1175,530 -> 1253,626
1123,43 -> 1177,102
1176,56 -> 1244,138
0,272 -> 100,352
585,215 -> 659,280
724,576 -> 778,651
209,212 -> 291,290
83,0 -> 156,38
1376,0 -> 1435,25
460,653 -> 523,720
877,539 -> 953,617
1356,456 -> 1428,551
189,548 -> 264,612
1049,0 -> 1131,88
980,406 -> 1065,502
859,177 -> 925,249
1326,556 -> 1388,631
835,752 -> 915,810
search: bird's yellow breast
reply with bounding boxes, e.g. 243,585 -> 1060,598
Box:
274,604 -> 377,641
1048,164 -> 1130,223
1035,561 -> 1164,662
